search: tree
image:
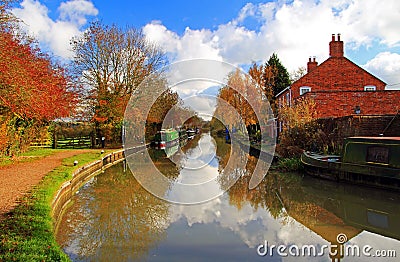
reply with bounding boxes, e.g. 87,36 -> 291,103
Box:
290,66 -> 307,83
70,21 -> 167,144
0,31 -> 75,120
216,69 -> 260,131
266,53 -> 291,97
0,4 -> 77,155
277,97 -> 326,157
0,0 -> 17,27
248,62 -> 275,106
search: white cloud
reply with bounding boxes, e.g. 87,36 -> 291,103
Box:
58,0 -> 98,26
142,0 -> 400,86
143,21 -> 222,62
11,0 -> 400,87
12,0 -> 98,59
236,3 -> 256,23
363,52 -> 400,89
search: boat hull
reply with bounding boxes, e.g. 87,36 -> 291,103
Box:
301,151 -> 400,191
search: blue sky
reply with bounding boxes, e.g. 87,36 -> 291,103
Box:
90,0 -> 268,34
11,0 -> 400,89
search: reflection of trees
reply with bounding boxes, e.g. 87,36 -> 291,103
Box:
215,140 -> 364,244
147,148 -> 180,180
57,163 -> 170,261
180,133 -> 201,154
213,133 -> 279,214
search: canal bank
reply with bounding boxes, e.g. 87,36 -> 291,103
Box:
0,148 -> 131,261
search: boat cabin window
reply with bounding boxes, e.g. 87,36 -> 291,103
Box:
366,146 -> 389,164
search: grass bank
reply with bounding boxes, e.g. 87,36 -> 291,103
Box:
0,150 -> 108,261
0,148 -> 61,167
272,157 -> 304,172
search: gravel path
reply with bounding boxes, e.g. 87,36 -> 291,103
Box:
0,150 -> 91,216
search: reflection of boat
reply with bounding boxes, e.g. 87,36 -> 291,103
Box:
301,137 -> 400,190
164,143 -> 179,158
153,128 -> 179,149
283,175 -> 400,242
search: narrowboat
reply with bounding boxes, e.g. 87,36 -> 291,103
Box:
301,137 -> 400,190
153,128 -> 179,149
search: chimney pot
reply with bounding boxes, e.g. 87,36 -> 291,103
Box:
309,57 -> 312,62
313,57 -> 316,62
329,33 -> 344,57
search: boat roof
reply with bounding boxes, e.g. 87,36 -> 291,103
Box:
347,136 -> 400,141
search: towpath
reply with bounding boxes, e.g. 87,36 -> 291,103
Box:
0,150 -> 91,217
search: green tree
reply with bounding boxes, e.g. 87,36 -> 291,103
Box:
266,53 -> 291,97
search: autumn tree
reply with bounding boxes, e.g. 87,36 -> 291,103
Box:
277,97 -> 328,157
70,21 -> 167,145
290,66 -> 307,83
0,0 -> 17,27
0,2 -> 76,156
248,62 -> 276,109
216,69 -> 260,132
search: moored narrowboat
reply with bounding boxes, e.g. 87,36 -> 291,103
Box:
153,128 -> 179,149
301,137 -> 400,190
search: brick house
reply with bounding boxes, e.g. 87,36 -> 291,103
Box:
276,34 -> 400,119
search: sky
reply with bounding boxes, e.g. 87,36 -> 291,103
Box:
10,0 -> 400,90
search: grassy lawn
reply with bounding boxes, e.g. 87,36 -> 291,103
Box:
0,149 -> 110,261
0,148 -> 61,167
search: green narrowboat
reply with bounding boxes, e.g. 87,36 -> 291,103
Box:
301,137 -> 400,190
153,128 -> 179,149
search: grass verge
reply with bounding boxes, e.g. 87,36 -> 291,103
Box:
0,148 -> 62,167
274,157 -> 304,172
0,150 -> 108,261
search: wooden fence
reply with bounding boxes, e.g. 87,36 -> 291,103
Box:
30,135 -> 93,149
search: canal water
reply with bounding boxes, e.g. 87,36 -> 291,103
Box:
56,132 -> 400,261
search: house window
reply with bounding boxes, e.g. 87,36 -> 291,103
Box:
364,85 -> 376,91
300,86 -> 311,96
286,93 -> 290,105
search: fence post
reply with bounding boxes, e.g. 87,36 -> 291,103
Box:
53,132 -> 57,149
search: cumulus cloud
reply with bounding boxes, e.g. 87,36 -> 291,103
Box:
12,0 -> 98,59
144,21 -> 222,62
143,0 -> 400,87
58,0 -> 98,26
363,52 -> 400,89
11,0 -> 400,88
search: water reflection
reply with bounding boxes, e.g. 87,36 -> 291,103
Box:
57,132 -> 400,261
56,164 -> 169,261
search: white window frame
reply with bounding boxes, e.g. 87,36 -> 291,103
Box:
364,85 -> 376,91
300,86 -> 311,96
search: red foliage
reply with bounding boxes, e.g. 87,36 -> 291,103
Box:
0,31 -> 76,121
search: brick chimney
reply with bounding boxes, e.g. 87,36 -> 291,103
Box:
329,33 -> 344,57
307,56 -> 318,73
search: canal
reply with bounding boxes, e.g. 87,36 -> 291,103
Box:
56,132 -> 400,261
